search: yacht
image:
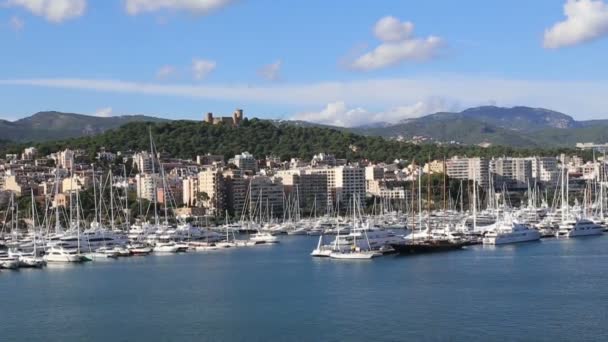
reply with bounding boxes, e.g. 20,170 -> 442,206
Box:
52,229 -> 128,250
249,232 -> 279,244
556,219 -> 604,238
153,241 -> 181,253
44,247 -> 87,263
310,235 -> 333,257
0,249 -> 20,269
8,250 -> 46,268
326,227 -> 402,252
127,242 -> 153,255
328,249 -> 381,259
483,222 -> 541,245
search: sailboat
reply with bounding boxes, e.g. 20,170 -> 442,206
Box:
328,195 -> 381,259
391,163 -> 466,255
14,190 -> 46,267
555,156 -> 604,238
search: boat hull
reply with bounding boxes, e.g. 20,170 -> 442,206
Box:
390,241 -> 465,254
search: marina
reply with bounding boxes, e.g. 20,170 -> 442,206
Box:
1,234 -> 608,341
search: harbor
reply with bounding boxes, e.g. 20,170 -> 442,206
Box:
1,234 -> 608,341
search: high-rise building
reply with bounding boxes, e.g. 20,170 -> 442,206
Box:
275,169 -> 328,211
309,166 -> 365,208
528,157 -> 559,185
223,169 -> 247,216
490,158 -> 532,190
247,175 -> 284,217
198,169 -> 226,214
54,149 -> 75,170
135,174 -> 160,201
232,152 -> 257,172
182,176 -> 199,207
133,151 -> 155,174
445,157 -> 489,187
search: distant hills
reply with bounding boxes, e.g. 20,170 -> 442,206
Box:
0,111 -> 167,142
350,106 -> 608,148
1,106 -> 607,148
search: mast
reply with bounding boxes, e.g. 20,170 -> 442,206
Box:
149,127 -> 159,227
472,162 -> 477,231
110,171 -> 116,231
54,168 -> 61,234
561,155 -> 566,222
30,188 -> 37,256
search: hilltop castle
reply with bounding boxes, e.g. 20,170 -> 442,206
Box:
205,109 -> 244,126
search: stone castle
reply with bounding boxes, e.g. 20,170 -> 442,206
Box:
205,109 -> 244,126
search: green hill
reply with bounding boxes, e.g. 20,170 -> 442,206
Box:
13,118 -> 582,164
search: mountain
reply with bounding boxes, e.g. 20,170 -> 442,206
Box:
352,106 -> 608,148
456,106 -> 579,131
0,111 -> 168,142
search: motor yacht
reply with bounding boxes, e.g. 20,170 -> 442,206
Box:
44,247 -> 87,263
556,219 -> 604,238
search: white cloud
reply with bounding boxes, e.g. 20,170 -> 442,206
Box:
1,75 -> 608,120
125,0 -> 234,15
6,0 -> 86,23
350,16 -> 444,71
8,15 -> 25,31
374,16 -> 413,42
94,107 -> 113,117
191,58 -> 216,80
544,0 -> 608,49
293,99 -> 455,127
257,60 -> 282,81
156,65 -> 177,79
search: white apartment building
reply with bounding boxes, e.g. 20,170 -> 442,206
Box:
445,157 -> 489,187
490,158 -> 533,190
232,152 -> 257,172
135,174 -> 160,201
198,169 -> 225,213
133,151 -> 155,174
528,157 -> 559,185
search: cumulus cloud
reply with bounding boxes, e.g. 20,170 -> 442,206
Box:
374,16 -> 413,42
544,0 -> 608,49
191,58 -> 216,80
2,76 -> 608,120
292,99 -> 455,127
156,65 -> 177,79
94,107 -> 113,117
6,0 -> 86,23
8,16 -> 25,31
125,0 -> 234,15
350,16 -> 443,71
257,60 -> 282,81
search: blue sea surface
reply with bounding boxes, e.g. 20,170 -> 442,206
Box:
1,236 -> 608,341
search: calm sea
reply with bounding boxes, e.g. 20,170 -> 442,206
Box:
1,235 -> 608,341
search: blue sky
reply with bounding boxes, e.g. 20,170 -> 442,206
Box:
1,0 -> 608,126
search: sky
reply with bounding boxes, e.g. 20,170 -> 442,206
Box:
1,0 -> 608,126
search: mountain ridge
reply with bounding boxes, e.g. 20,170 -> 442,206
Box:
1,106 -> 606,148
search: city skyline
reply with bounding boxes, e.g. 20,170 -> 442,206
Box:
1,0 -> 608,125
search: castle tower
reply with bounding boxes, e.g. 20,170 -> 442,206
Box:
205,112 -> 213,123
233,108 -> 244,125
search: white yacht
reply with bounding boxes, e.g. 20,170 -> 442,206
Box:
556,219 -> 604,238
44,247 -> 87,263
250,232 -> 279,244
52,229 -> 128,250
154,241 -> 180,253
9,250 -> 46,268
483,222 -> 541,245
325,227 -> 401,252
329,248 -> 381,259
310,235 -> 333,257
